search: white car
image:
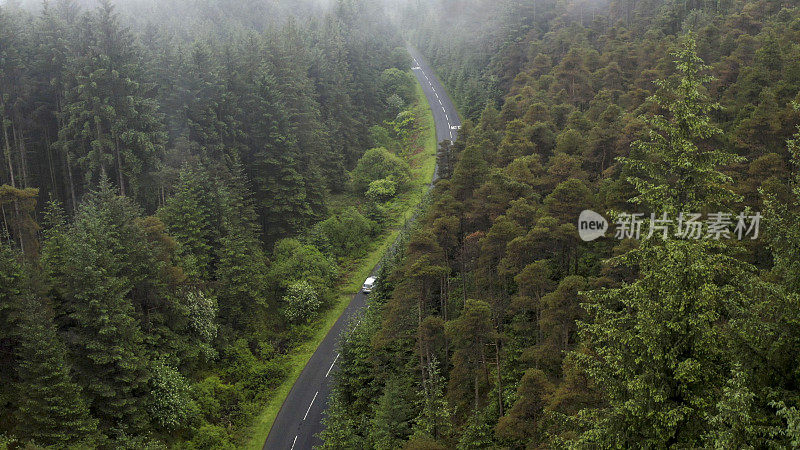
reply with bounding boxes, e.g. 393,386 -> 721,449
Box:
362,276 -> 377,293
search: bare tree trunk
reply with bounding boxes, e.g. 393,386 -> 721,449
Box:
96,119 -> 108,186
3,111 -> 17,188
13,124 -> 28,188
440,274 -> 447,319
55,97 -> 77,211
1,204 -> 9,239
474,369 -> 480,412
66,153 -> 77,212
114,135 -> 125,196
14,200 -> 24,255
1,113 -> 24,253
480,342 -> 488,390
45,129 -> 58,198
495,340 -> 503,417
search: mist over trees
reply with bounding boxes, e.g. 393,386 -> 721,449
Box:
322,0 -> 800,448
3,0 -> 800,447
0,0 -> 433,446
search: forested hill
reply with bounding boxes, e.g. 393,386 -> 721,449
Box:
322,0 -> 800,448
0,0 -> 431,447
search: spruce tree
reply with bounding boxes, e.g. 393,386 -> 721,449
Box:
619,33 -> 741,215
158,165 -> 220,280
54,0 -> 165,201
14,295 -> 99,447
42,179 -> 151,436
574,35 -> 785,447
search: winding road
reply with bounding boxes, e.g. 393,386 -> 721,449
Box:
262,46 -> 460,450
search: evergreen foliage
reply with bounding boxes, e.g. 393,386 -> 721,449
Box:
0,0 -> 420,445
322,1 -> 800,448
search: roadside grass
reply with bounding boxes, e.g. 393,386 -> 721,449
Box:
241,76 -> 437,449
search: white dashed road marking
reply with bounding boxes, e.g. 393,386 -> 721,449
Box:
303,391 -> 319,421
326,353 -> 340,377
290,435 -> 297,450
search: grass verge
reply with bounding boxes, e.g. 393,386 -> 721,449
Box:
241,75 -> 437,450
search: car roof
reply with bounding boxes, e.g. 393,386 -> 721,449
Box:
364,276 -> 377,283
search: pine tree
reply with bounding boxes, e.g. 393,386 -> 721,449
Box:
574,35 -> 785,447
495,368 -> 553,445
619,33 -> 741,215
412,357 -> 452,442
763,103 -> 800,293
369,377 -> 417,450
14,295 -> 99,447
215,213 -> 269,332
167,42 -> 239,162
0,242 -> 24,433
158,165 -> 221,281
445,299 -> 493,420
42,179 -> 151,436
319,388 -> 369,450
268,21 -> 330,223
54,0 -> 165,201
34,0 -> 78,211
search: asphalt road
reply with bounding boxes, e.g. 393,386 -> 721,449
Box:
262,46 -> 460,450
408,45 -> 462,179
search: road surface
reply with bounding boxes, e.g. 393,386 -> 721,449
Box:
262,46 -> 460,450
408,45 -> 462,181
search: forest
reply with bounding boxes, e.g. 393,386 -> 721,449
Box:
321,0 -> 800,449
0,0 -> 434,447
3,0 -> 800,448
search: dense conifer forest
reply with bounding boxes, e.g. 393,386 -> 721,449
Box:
0,0 -> 431,447
322,0 -> 800,448
2,0 -> 800,448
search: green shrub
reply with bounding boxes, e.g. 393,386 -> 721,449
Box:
283,280 -> 322,324
370,125 -> 399,152
366,178 -> 398,202
352,147 -> 411,193
308,208 -> 375,258
188,424 -> 235,450
269,238 -> 338,290
380,67 -> 416,104
192,376 -> 243,426
148,359 -> 198,431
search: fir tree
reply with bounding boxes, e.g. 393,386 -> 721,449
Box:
42,179 -> 151,435
574,35 -> 787,447
54,0 -> 165,201
14,295 -> 99,447
368,376 -> 417,450
619,33 -> 741,215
